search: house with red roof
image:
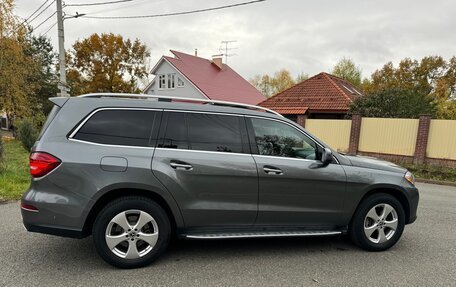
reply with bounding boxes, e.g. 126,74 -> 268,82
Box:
143,50 -> 265,105
259,72 -> 364,124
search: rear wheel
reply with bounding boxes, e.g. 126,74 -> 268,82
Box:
349,193 -> 405,251
92,196 -> 171,268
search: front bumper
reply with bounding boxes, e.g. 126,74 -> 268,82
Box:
404,185 -> 419,224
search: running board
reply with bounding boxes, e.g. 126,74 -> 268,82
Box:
183,230 -> 342,239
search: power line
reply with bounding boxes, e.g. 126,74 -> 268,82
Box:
65,0 -> 133,7
33,11 -> 57,31
21,0 -> 51,24
42,21 -> 57,35
80,0 -> 266,19
28,0 -> 56,24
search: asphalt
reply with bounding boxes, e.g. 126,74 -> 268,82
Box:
1,182 -> 455,286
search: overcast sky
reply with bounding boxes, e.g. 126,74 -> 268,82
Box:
14,0 -> 456,84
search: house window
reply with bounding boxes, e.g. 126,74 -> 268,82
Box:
168,73 -> 175,89
177,77 -> 185,87
158,75 -> 166,89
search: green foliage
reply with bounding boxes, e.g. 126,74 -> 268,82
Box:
17,119 -> 38,151
67,33 -> 150,95
0,140 -> 30,201
401,163 -> 456,183
0,133 -> 4,165
349,89 -> 436,118
364,56 -> 456,119
332,57 -> 362,87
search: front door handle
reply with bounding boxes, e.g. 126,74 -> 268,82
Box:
170,161 -> 193,171
263,166 -> 283,175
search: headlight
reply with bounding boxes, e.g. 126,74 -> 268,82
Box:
404,171 -> 415,186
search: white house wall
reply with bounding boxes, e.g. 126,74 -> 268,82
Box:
144,60 -> 206,99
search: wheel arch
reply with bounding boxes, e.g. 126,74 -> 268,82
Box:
82,187 -> 183,237
351,186 -> 411,224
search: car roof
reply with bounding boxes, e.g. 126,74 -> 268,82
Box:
61,93 -> 285,120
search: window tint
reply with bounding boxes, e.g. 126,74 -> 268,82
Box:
73,110 -> 158,147
187,113 -> 244,153
160,112 -> 189,149
251,118 -> 318,160
159,112 -> 245,153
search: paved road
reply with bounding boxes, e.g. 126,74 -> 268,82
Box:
1,182 -> 455,286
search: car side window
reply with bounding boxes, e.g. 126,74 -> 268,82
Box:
187,113 -> 244,153
73,109 -> 158,147
250,118 -> 319,160
158,112 -> 245,153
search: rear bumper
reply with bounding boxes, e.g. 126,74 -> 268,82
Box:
21,185 -> 91,239
22,221 -> 85,238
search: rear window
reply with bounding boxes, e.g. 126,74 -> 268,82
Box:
158,112 -> 245,153
73,109 -> 159,147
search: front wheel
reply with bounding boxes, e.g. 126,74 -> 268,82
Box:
349,193 -> 405,251
92,196 -> 171,268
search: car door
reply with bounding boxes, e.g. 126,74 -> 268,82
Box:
247,116 -> 347,228
152,111 -> 258,228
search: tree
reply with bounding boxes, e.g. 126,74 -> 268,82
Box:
67,33 -> 150,95
349,89 -> 436,118
250,69 -> 301,97
364,56 -> 456,119
0,0 -> 36,122
296,72 -> 309,83
331,57 -> 362,87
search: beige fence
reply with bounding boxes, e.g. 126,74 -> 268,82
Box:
306,119 -> 351,152
358,118 -> 419,156
427,120 -> 456,160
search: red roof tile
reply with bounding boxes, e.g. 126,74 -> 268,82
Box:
163,50 -> 266,105
259,72 -> 363,114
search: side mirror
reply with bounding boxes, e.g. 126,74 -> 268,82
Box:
321,148 -> 333,166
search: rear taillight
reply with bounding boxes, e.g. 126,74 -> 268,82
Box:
30,152 -> 61,178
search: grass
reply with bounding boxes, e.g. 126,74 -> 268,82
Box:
402,163 -> 456,183
0,139 -> 30,201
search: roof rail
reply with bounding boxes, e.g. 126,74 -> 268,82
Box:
78,93 -> 283,117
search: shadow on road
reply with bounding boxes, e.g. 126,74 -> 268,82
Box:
30,234 -> 358,270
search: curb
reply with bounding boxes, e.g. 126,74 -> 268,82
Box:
416,178 -> 456,187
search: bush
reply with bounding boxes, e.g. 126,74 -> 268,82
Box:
17,119 -> 38,151
0,132 -> 4,163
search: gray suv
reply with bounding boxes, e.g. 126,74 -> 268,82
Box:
21,93 -> 419,268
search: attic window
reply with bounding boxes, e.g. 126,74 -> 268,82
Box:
177,77 -> 184,87
342,84 -> 355,94
168,73 -> 175,89
159,75 -> 166,89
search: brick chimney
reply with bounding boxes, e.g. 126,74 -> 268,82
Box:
212,55 -> 223,69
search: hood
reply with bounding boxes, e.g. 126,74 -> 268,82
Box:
343,155 -> 407,174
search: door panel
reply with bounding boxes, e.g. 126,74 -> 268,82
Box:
151,111 -> 258,228
152,149 -> 258,227
253,155 -> 346,226
247,117 -> 347,227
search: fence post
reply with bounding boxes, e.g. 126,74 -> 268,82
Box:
414,115 -> 431,164
297,114 -> 307,128
348,114 -> 362,155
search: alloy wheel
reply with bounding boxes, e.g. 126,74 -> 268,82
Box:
363,203 -> 398,244
105,210 -> 159,259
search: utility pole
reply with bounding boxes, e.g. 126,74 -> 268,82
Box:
56,0 -> 68,97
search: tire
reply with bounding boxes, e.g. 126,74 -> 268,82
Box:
92,196 -> 171,269
349,193 -> 405,251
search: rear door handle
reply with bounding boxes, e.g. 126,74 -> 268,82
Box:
263,166 -> 283,175
170,161 -> 193,171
